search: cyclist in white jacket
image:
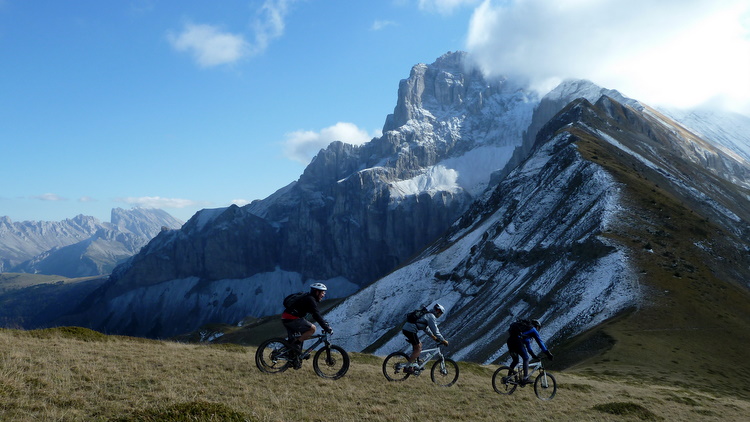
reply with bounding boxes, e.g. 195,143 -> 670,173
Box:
401,304 -> 449,373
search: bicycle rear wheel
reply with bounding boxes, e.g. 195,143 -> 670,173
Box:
492,365 -> 518,395
382,352 -> 411,381
534,370 -> 557,400
313,345 -> 350,380
255,337 -> 292,374
431,358 -> 459,387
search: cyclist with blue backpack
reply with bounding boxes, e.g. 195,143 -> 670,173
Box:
401,303 -> 449,373
281,283 -> 333,353
504,319 -> 554,385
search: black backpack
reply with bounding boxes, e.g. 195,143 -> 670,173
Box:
509,319 -> 533,336
283,291 -> 307,310
406,306 -> 429,323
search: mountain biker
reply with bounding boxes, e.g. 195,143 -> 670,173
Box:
505,319 -> 553,385
401,303 -> 449,373
281,283 -> 333,354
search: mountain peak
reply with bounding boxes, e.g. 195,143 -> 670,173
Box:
383,50 -> 491,132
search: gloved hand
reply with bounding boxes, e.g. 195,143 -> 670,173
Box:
441,339 -> 449,346
544,350 -> 554,360
324,327 -> 334,335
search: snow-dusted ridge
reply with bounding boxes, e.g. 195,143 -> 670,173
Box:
326,119 -> 639,363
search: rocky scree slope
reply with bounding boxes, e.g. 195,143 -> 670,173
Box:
324,94 -> 750,366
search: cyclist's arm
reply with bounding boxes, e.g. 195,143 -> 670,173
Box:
524,328 -> 548,353
425,314 -> 446,343
302,296 -> 332,332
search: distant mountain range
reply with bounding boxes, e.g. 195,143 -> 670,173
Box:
0,208 -> 183,277
3,52 -> 749,374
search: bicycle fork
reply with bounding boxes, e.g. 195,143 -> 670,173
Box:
537,369 -> 550,388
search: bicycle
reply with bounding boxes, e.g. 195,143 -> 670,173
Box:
255,332 -> 350,380
492,358 -> 557,400
382,341 -> 459,387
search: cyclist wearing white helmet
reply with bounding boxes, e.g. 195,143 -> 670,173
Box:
281,283 -> 333,352
401,303 -> 449,373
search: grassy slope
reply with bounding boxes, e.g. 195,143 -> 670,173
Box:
0,273 -> 103,291
557,129 -> 750,400
1,327 -> 749,422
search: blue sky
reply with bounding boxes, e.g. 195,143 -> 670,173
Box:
2,0 -> 748,224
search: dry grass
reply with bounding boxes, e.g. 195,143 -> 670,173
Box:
1,328 -> 748,421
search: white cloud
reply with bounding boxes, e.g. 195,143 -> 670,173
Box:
231,199 -> 251,207
249,0 -> 295,56
419,0 -> 481,15
466,0 -> 750,116
168,23 -> 249,67
32,193 -> 67,201
371,20 -> 397,31
167,0 -> 297,67
78,196 -> 96,203
283,122 -> 379,164
116,196 -> 209,209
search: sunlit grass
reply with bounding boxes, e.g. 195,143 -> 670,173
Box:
1,327 -> 748,421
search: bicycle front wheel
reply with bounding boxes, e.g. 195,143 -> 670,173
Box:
255,337 -> 292,374
534,370 -> 557,400
492,366 -> 518,395
313,345 -> 350,380
431,358 -> 459,387
382,352 -> 411,382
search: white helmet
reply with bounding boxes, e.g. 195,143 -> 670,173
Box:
433,303 -> 445,313
310,283 -> 328,291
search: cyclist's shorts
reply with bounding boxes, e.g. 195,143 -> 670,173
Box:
283,318 -> 313,340
402,329 -> 421,345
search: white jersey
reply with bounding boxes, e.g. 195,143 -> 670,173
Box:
402,311 -> 446,342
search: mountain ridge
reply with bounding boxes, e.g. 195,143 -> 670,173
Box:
0,207 -> 183,277
7,51 -> 748,374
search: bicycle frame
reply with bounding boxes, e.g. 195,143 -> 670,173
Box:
416,346 -> 444,369
395,344 -> 447,374
287,332 -> 334,362
508,360 -> 550,386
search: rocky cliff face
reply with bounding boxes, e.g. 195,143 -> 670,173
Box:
60,52 -> 545,337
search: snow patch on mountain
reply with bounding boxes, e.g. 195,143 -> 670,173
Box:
658,107 -> 750,162
327,124 -> 640,363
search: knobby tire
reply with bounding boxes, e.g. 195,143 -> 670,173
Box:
255,337 -> 292,374
382,352 -> 411,382
313,345 -> 350,380
533,370 -> 557,400
492,365 -> 518,395
430,358 -> 459,387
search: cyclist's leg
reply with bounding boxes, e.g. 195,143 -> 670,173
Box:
403,330 -> 421,362
508,352 -> 518,375
507,337 -> 523,377
298,320 -> 316,344
284,318 -> 312,351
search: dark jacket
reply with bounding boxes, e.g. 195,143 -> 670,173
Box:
284,293 -> 331,332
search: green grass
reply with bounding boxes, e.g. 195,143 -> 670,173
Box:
592,402 -> 662,420
1,327 -> 749,421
